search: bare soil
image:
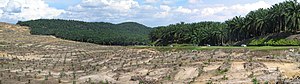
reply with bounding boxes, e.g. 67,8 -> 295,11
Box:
0,23 -> 300,84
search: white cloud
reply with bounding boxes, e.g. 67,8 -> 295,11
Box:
79,0 -> 139,12
153,5 -> 171,18
264,0 -> 285,4
201,7 -> 226,16
3,0 -> 22,13
188,0 -> 202,4
154,11 -> 169,18
0,0 -> 9,8
0,0 -> 64,23
58,0 -> 276,26
145,0 -> 159,3
175,6 -> 194,14
161,0 -> 175,5
160,5 -> 171,11
0,0 -> 286,27
201,1 -> 270,17
140,5 -> 156,10
59,0 -> 140,23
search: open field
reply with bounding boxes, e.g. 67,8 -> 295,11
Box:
0,23 -> 300,84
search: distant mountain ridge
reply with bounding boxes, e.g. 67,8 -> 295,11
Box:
17,19 -> 153,45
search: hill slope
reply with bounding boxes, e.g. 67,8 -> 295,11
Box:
17,19 -> 153,45
234,32 -> 300,46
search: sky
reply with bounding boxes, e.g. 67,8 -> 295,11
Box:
0,0 -> 286,27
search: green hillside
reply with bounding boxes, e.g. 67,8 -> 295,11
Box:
17,19 -> 152,45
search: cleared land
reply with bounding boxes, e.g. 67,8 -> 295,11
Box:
0,23 -> 300,84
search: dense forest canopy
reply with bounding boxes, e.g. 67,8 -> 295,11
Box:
17,19 -> 152,45
150,0 -> 300,46
149,22 -> 227,46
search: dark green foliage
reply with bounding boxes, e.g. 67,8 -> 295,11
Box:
0,42 -> 8,45
165,75 -> 171,80
226,0 -> 300,44
73,80 -> 76,84
252,78 -> 259,84
150,22 -> 227,46
17,19 -> 152,46
249,38 -> 300,46
100,80 -> 109,84
206,80 -> 213,84
216,68 -> 228,75
222,75 -> 228,80
264,81 -> 269,84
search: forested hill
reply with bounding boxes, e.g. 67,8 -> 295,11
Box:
17,19 -> 153,45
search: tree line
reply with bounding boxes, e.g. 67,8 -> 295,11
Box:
149,22 -> 227,46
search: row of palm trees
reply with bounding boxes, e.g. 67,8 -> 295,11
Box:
226,0 -> 300,42
149,22 -> 226,46
150,0 -> 300,46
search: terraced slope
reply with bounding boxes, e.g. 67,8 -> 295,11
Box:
0,23 -> 300,84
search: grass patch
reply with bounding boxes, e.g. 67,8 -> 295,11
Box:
216,68 -> 229,75
129,46 -> 300,51
0,42 -> 8,45
249,38 -> 300,46
252,78 -> 259,84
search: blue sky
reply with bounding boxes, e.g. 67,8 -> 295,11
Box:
45,0 -> 82,9
0,0 -> 285,27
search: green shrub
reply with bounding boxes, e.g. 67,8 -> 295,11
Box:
170,44 -> 195,47
249,38 -> 266,45
249,38 -> 300,46
252,78 -> 259,84
216,68 -> 228,75
266,39 -> 276,45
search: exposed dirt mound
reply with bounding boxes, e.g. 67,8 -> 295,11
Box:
243,62 -> 267,71
287,34 -> 300,40
217,61 -> 231,71
0,22 -> 29,34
